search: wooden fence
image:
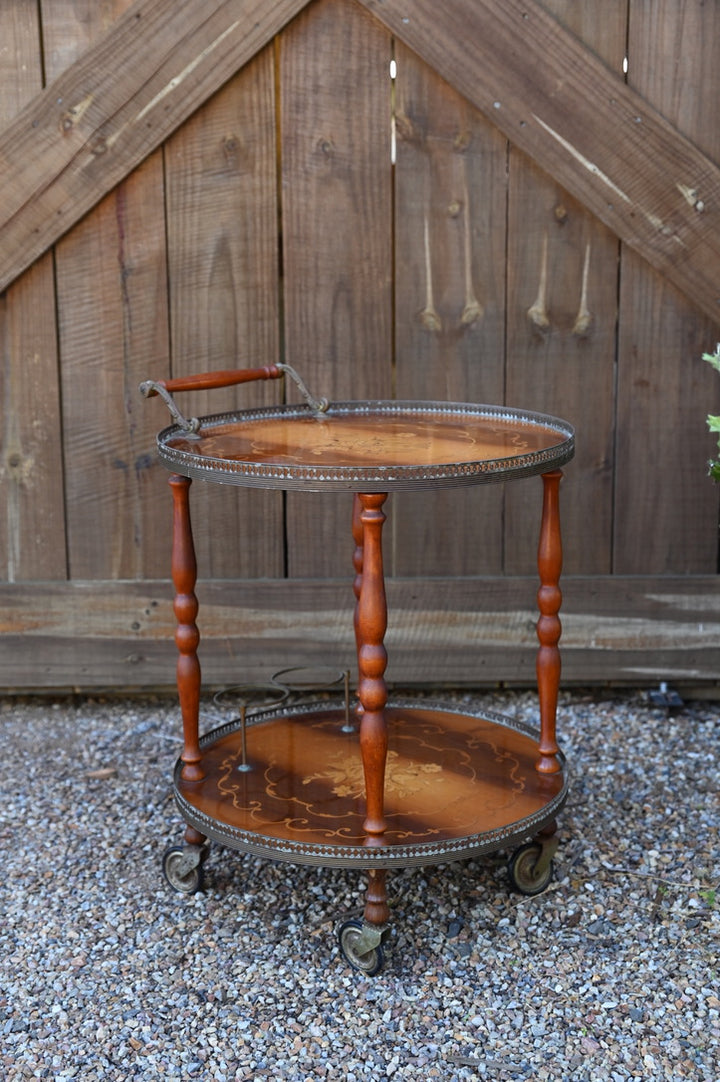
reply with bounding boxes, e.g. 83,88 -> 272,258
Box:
0,0 -> 718,692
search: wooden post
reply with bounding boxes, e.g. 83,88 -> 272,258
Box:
364,868 -> 391,928
355,492 -> 391,929
356,493 -> 389,839
169,474 -> 204,783
352,493 -> 364,659
535,469 -> 563,774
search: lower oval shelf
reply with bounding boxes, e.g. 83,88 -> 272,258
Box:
173,700 -> 567,869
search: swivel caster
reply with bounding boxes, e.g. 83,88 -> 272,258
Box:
337,918 -> 387,976
507,838 -> 557,896
162,844 -> 206,894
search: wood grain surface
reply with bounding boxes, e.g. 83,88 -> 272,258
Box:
0,0 -> 717,691
164,46 -> 284,578
1,575 -> 716,690
280,0 -> 393,576
614,1 -> 720,573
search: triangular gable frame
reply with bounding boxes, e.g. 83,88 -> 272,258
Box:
1,0 -> 719,327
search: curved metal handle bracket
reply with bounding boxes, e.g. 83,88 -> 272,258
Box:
138,380 -> 200,434
139,363 -> 330,428
277,363 -> 330,416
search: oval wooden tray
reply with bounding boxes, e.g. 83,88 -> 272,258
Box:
173,700 -> 567,868
157,401 -> 575,491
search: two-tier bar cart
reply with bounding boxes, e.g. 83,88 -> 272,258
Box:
141,364 -> 575,974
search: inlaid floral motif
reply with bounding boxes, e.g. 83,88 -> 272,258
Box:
303,749 -> 443,800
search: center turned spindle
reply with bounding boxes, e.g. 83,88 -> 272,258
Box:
355,492 -> 389,840
354,492 -> 391,929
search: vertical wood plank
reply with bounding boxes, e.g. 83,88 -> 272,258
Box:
39,1 -> 127,74
164,47 -> 283,579
392,42 -> 508,576
56,154 -> 171,579
281,0 -> 393,578
0,4 -> 65,582
614,1 -> 720,573
504,1 -> 628,576
44,0 -> 172,579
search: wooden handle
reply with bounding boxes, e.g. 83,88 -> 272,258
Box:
142,365 -> 283,396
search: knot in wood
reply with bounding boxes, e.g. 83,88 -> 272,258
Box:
5,450 -> 33,483
453,130 -> 472,152
394,112 -> 420,146
222,134 -> 242,167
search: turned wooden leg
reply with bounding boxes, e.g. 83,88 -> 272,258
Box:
535,469 -> 563,775
354,492 -> 392,934
355,492 -> 389,840
184,825 -> 206,846
364,868 -> 391,927
169,474 -> 204,782
352,493 -> 364,691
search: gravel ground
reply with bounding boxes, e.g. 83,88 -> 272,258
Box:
1,687 -> 718,1081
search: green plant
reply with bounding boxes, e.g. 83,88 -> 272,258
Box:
703,345 -> 720,480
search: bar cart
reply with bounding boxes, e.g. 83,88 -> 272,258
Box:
141,364 -> 574,974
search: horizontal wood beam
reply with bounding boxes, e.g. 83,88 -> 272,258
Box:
1,576 -> 717,691
0,0 -> 307,293
360,0 -> 720,328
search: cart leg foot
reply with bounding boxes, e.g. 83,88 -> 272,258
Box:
363,866 -> 390,926
184,825 -> 206,847
507,834 -> 558,896
162,839 -> 208,895
337,917 -> 388,976
337,868 -> 390,975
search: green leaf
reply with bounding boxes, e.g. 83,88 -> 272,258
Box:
703,349 -> 720,372
707,415 -> 720,431
709,460 -> 720,482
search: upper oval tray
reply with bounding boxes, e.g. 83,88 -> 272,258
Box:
156,400 -> 575,491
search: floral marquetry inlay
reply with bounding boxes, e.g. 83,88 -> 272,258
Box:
305,748 -> 443,800
176,702 -> 567,867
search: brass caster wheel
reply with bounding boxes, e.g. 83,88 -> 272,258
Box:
162,844 -> 206,894
337,918 -> 386,976
507,841 -> 554,896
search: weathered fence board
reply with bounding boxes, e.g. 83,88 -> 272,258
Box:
359,0 -> 720,329
0,0 -> 718,692
57,155 -> 171,579
0,0 -> 309,293
280,0 -> 394,577
0,259 -> 65,583
1,577 -> 717,691
614,1 -> 720,574
391,41 -> 507,577
504,1 -> 627,577
3,0 -> 720,325
163,47 -> 285,579
0,5 -> 65,583
46,0 -> 167,581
